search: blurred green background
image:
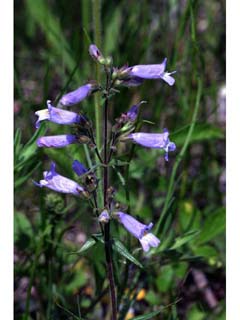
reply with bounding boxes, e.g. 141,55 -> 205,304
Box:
14,0 -> 225,319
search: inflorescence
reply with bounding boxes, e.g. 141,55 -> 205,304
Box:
34,44 -> 176,252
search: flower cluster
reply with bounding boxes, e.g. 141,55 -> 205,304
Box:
34,44 -> 177,252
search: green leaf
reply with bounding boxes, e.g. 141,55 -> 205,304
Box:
192,245 -> 218,259
14,124 -> 46,172
170,230 -> 200,250
14,128 -> 22,157
14,162 -> 41,189
71,237 -> 97,254
131,310 -> 162,320
197,207 -> 225,244
112,165 -> 126,186
113,239 -> 143,268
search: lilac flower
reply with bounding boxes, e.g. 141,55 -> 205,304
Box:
72,160 -> 88,176
128,58 -> 176,86
34,162 -> 84,195
89,44 -> 104,63
99,210 -> 110,223
116,212 -> 160,252
35,100 -> 85,128
60,83 -> 94,106
127,129 -> 176,161
37,134 -> 77,148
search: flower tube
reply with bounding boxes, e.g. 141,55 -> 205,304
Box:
34,162 -> 84,196
127,129 -> 176,161
116,211 -> 160,252
128,58 -> 176,86
35,100 -> 85,128
37,134 -> 77,148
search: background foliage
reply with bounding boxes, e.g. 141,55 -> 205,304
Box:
14,0 -> 225,319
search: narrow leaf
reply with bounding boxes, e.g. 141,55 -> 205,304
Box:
170,230 -> 200,250
71,238 -> 97,254
113,239 -> 143,268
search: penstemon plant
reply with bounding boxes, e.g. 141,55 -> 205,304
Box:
34,44 -> 176,319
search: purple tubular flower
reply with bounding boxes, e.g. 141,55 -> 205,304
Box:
128,129 -> 176,161
72,160 -> 88,176
129,58 -> 176,86
60,84 -> 93,106
34,162 -> 84,195
37,134 -> 77,148
35,100 -> 84,128
116,212 -> 160,252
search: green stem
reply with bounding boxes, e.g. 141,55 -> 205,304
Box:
155,78 -> 202,235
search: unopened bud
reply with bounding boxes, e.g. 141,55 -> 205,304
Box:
78,135 -> 91,144
84,174 -> 98,192
89,44 -> 104,62
99,210 -> 110,223
107,186 -> 116,201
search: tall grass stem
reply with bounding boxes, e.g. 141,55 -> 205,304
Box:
155,78 -> 202,235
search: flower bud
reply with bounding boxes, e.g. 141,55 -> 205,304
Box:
84,173 -> 98,192
89,44 -> 105,63
98,210 -> 110,223
78,135 -> 91,144
72,160 -> 88,177
60,83 -> 97,106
